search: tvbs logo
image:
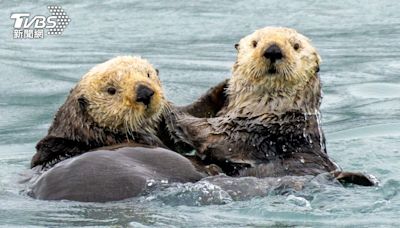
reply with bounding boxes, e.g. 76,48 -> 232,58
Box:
11,6 -> 70,39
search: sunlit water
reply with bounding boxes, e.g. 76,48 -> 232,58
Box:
1,0 -> 400,226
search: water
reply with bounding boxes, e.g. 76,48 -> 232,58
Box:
1,0 -> 400,226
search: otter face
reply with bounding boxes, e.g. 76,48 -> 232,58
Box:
76,56 -> 166,134
233,27 -> 321,92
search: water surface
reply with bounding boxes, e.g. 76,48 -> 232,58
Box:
0,0 -> 399,226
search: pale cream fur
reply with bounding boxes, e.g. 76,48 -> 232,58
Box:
226,27 -> 322,117
74,56 -> 166,134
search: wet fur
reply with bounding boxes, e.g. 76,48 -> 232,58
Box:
31,56 -> 167,168
165,27 -> 377,186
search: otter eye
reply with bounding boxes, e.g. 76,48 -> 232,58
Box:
252,40 -> 258,48
293,43 -> 300,51
107,87 -> 116,95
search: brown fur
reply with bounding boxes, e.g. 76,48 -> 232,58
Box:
166,27 -> 377,186
31,56 -> 167,168
180,79 -> 230,118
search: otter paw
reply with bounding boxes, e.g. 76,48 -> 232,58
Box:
205,164 -> 224,176
333,171 -> 379,186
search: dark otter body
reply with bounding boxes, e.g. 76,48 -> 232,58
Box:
165,76 -> 334,177
167,109 -> 336,176
166,83 -> 377,186
30,146 -> 205,202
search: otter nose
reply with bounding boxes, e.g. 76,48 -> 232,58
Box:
136,85 -> 154,106
264,44 -> 283,62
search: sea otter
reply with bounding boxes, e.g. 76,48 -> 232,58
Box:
29,56 -> 206,202
31,56 -> 168,168
31,56 -> 228,169
166,27 -> 377,186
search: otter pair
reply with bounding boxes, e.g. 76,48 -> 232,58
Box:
30,27 -> 376,202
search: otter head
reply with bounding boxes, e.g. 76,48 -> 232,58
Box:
74,56 -> 166,135
31,56 -> 167,168
228,27 -> 322,115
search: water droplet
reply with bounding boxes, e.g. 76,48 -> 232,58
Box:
147,179 -> 155,187
300,157 -> 305,163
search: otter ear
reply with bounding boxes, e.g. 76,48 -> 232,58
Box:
78,96 -> 88,112
155,69 -> 159,76
234,43 -> 239,51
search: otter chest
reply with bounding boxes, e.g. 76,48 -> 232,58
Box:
200,112 -> 332,176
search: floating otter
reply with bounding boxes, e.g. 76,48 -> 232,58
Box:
167,27 -> 377,186
29,56 -> 206,201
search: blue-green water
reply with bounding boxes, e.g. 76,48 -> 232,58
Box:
1,0 -> 400,226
